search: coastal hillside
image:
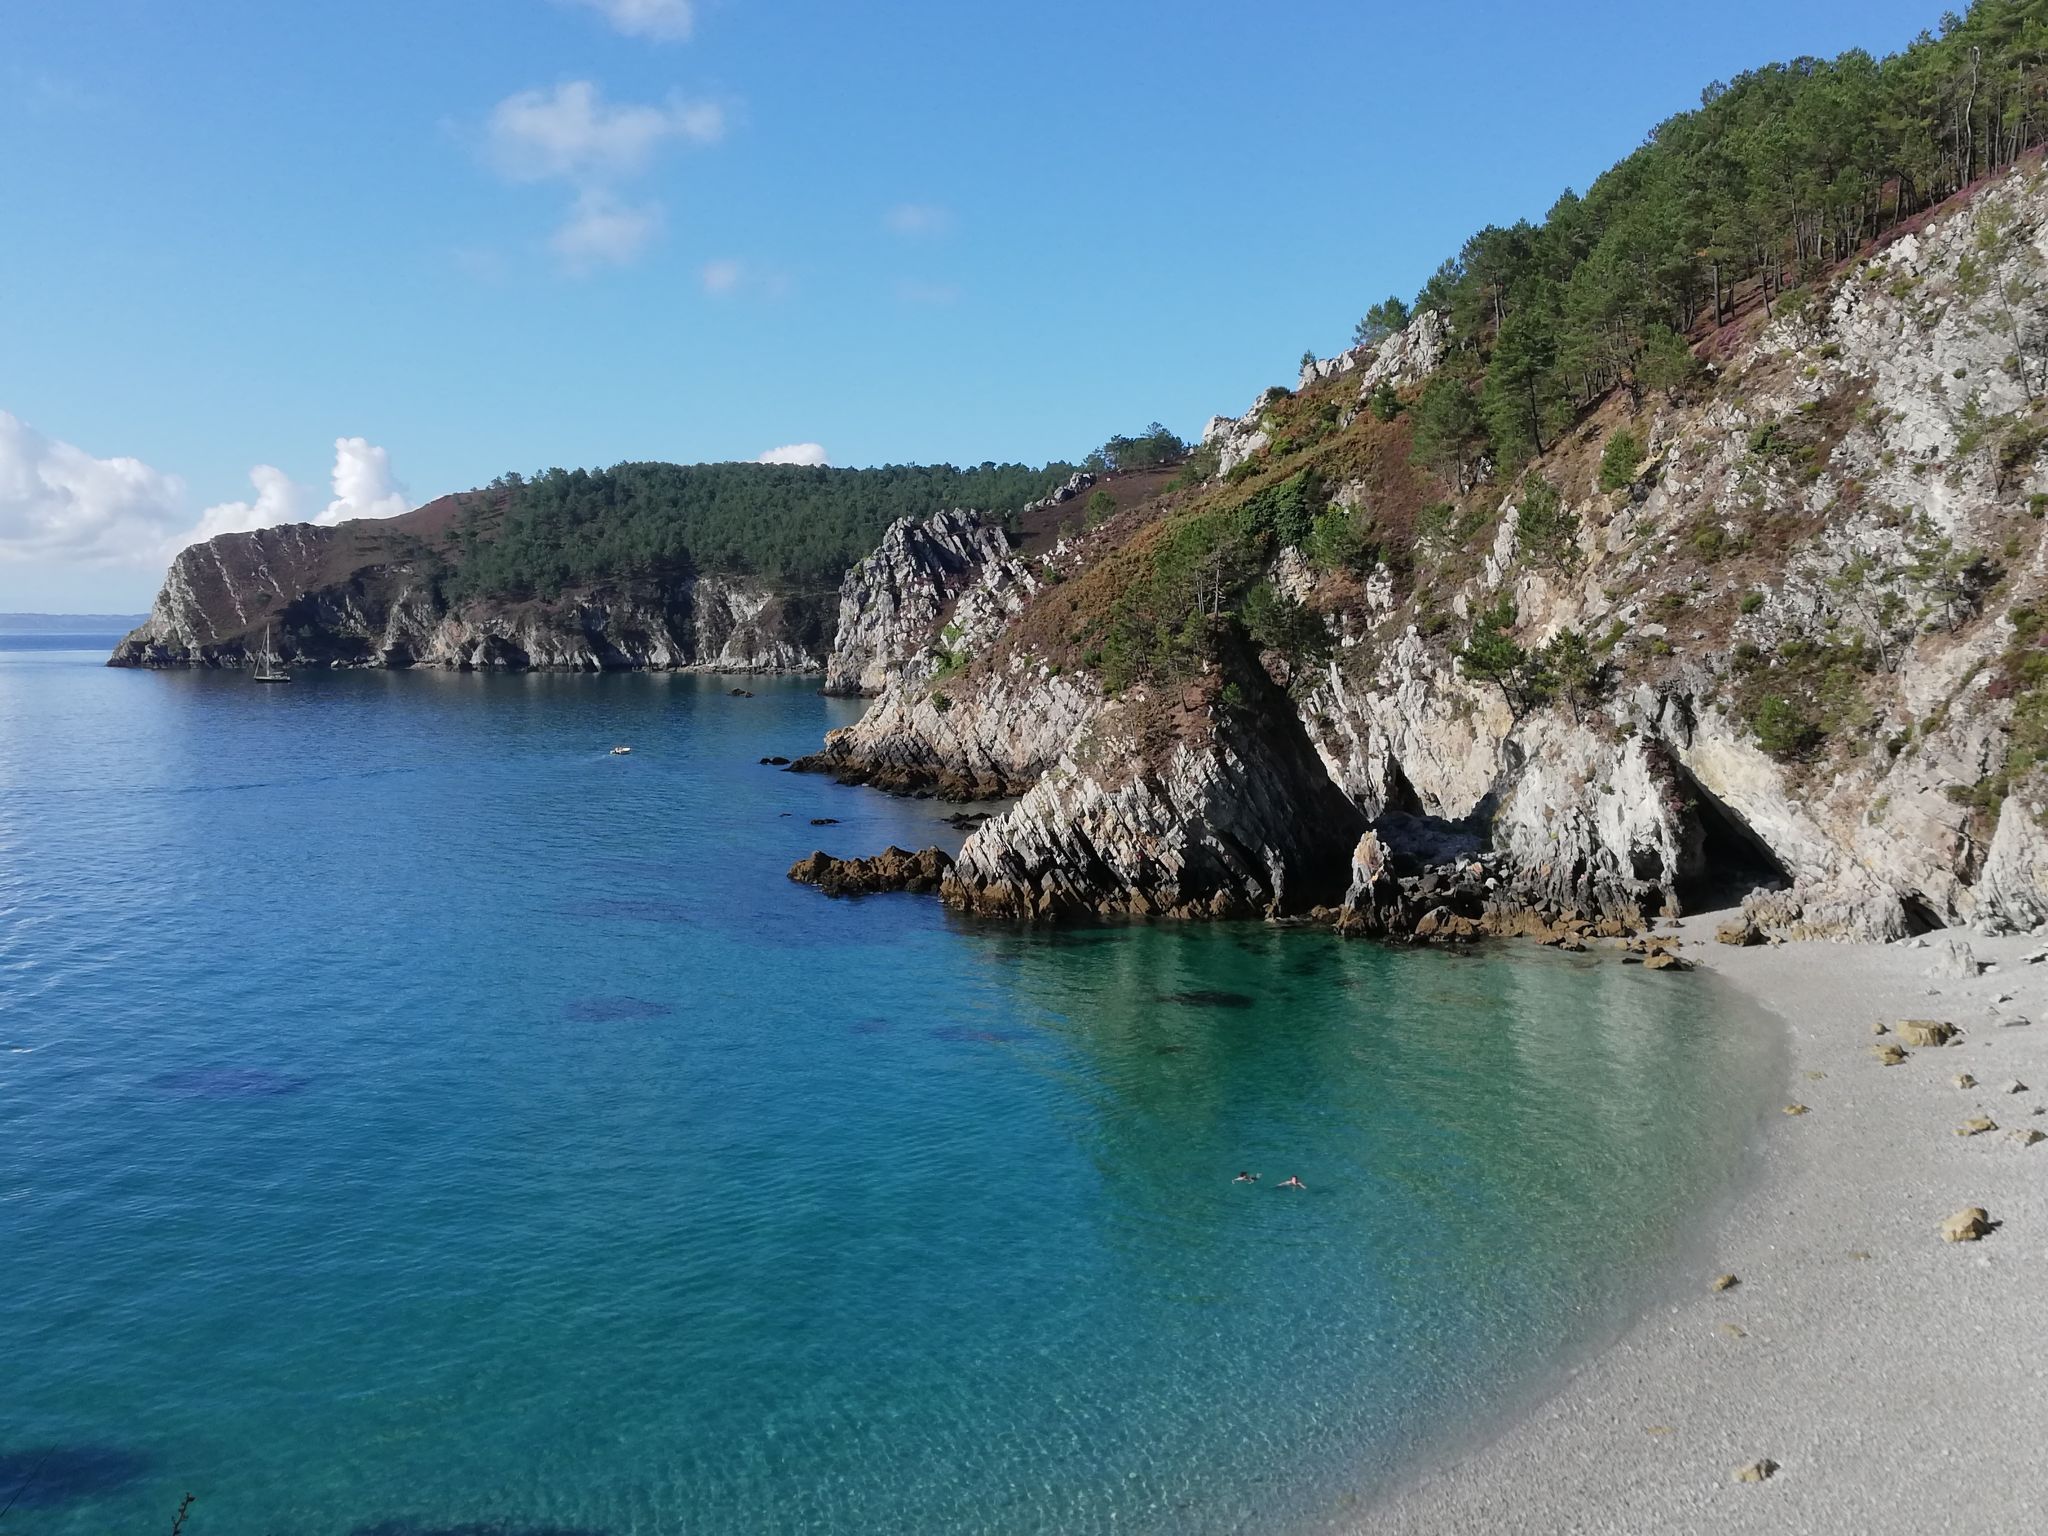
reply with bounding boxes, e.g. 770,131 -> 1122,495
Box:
109,461 -> 1076,671
802,6 -> 2048,943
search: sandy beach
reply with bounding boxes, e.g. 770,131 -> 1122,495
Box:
1356,911 -> 2048,1534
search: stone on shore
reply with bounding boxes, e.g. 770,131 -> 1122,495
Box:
1873,1044 -> 1911,1066
1733,1459 -> 1779,1483
1895,1019 -> 1959,1047
1956,1117 -> 1998,1137
1940,1207 -> 1994,1243
1711,1273 -> 1740,1292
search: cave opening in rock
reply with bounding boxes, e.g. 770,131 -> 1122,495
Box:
1673,764 -> 1791,912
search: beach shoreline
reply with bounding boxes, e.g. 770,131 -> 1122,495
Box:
1350,910 -> 2048,1535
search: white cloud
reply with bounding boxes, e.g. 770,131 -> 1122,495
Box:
319,437 -> 409,525
757,443 -> 828,467
0,411 -> 413,571
0,409 -> 188,564
885,203 -> 953,238
700,257 -> 744,295
563,0 -> 696,41
186,465 -> 306,546
487,81 -> 723,185
553,190 -> 662,272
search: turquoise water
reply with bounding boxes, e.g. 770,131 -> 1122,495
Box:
0,640 -> 1779,1535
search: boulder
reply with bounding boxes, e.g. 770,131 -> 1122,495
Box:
1956,1117 -> 1998,1137
1716,919 -> 1763,946
1874,1044 -> 1911,1066
1644,951 -> 1692,972
1922,939 -> 1980,980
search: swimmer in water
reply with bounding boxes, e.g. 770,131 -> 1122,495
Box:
1234,1171 -> 1259,1183
1278,1176 -> 1307,1191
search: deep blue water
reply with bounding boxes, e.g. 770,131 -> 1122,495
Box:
0,642 -> 1779,1535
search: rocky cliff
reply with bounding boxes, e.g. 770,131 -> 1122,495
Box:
805,167 -> 2048,941
109,506 -> 823,673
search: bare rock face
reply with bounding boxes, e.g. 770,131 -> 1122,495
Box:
787,846 -> 954,896
793,174 -> 2048,934
943,674 -> 1367,921
1977,800 -> 2048,932
821,508 -> 1015,696
110,519 -> 822,673
797,665 -> 1101,799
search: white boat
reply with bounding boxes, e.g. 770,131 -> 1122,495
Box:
253,625 -> 292,684
610,745 -> 633,755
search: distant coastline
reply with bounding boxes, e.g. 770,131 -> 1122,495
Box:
1,612 -> 148,634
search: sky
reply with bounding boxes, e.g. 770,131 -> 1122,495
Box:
0,0 -> 1945,611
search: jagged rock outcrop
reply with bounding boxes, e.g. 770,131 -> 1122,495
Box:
943,670 -> 1367,920
788,846 -> 954,896
797,665 -> 1100,798
821,509 -> 1014,696
1297,309 -> 1452,394
109,518 -> 822,672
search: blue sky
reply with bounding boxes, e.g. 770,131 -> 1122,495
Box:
2,0 -> 1942,609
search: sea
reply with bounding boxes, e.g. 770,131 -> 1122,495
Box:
0,634 -> 1781,1535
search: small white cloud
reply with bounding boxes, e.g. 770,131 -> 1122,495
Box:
700,257 -> 745,295
319,437 -> 409,525
186,465 -> 307,547
552,190 -> 663,272
486,81 -> 723,185
885,203 -> 954,239
896,279 -> 962,306
563,0 -> 696,41
757,443 -> 828,467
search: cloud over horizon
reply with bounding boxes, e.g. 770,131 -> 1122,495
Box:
0,411 -> 411,572
756,443 -> 828,467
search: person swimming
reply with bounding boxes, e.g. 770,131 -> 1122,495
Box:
1278,1176 -> 1307,1191
1234,1171 -> 1259,1183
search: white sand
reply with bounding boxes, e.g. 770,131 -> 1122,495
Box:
1353,911 -> 2048,1534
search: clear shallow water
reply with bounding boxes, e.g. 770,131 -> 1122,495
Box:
0,642 -> 1779,1535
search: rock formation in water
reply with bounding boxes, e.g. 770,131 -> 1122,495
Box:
803,169 -> 2048,942
788,846 -> 955,896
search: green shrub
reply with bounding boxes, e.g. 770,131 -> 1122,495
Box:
1598,429 -> 1645,492
1515,475 -> 1579,571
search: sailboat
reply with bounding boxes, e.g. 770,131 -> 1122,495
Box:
253,625 -> 292,684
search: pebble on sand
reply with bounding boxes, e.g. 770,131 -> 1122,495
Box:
1956,1117 -> 1998,1137
1954,1074 -> 1979,1089
1783,1103 -> 1811,1116
2012,1128 -> 2047,1147
1711,1273 -> 1740,1292
1733,1459 -> 1779,1484
1940,1207 -> 1994,1243
2006,1080 -> 2030,1094
1873,1044 -> 1911,1066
